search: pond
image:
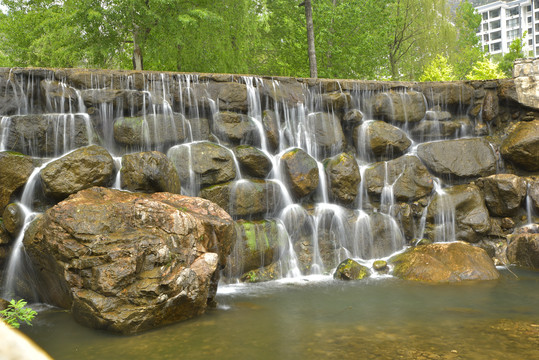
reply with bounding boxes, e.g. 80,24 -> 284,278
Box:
23,268 -> 539,360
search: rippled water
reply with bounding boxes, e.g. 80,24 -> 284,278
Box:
23,268 -> 539,360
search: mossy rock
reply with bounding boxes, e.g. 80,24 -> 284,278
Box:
240,263 -> 280,283
333,258 -> 370,280
373,260 -> 388,272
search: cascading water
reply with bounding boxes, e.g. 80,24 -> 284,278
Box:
2,67 -> 531,296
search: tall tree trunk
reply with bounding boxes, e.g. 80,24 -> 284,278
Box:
303,0 -> 318,78
132,30 -> 144,71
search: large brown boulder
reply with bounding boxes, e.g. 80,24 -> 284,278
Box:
167,142 -> 237,190
476,174 -> 527,217
280,148 -> 319,199
506,231 -> 539,270
23,187 -> 235,334
427,184 -> 491,243
417,138 -> 497,179
325,152 -> 360,204
306,112 -> 346,157
120,151 -> 181,193
113,113 -> 187,148
2,114 -> 94,157
212,111 -> 259,146
40,145 -> 115,200
500,120 -> 539,171
353,121 -> 411,159
233,145 -> 273,178
199,180 -> 282,218
370,90 -> 426,123
389,242 -> 499,282
0,152 -> 34,213
364,155 -> 434,201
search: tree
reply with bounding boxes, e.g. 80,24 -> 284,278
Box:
498,33 -> 526,77
466,58 -> 505,80
420,54 -> 456,81
299,0 -> 318,78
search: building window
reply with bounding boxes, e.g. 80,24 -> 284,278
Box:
536,12 -> 539,21
491,42 -> 501,51
482,12 -> 488,20
490,20 -> 501,30
507,29 -> 520,41
530,28 -> 533,34
491,31 -> 502,40
536,34 -> 539,42
483,23 -> 489,31
484,34 -> 489,42
528,6 -> 532,12
507,18 -> 519,28
489,9 -> 500,18
506,7 -> 519,17
528,16 -> 533,23
530,39 -> 534,46
536,23 -> 539,32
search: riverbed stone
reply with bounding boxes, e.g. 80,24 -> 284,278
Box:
167,142 -> 236,189
364,155 -> 434,201
325,152 -> 360,205
212,111 -> 259,146
333,258 -> 370,280
0,152 -> 34,214
354,121 -> 411,159
476,174 -> 527,217
113,113 -> 187,147
506,231 -> 539,270
23,187 -> 235,334
199,180 -> 282,218
120,151 -> 181,193
371,90 -> 426,123
500,120 -> 539,171
281,148 -> 319,199
417,138 -> 497,179
233,145 -> 272,178
389,242 -> 499,282
40,145 -> 115,200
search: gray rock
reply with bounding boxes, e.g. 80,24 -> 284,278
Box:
113,113 -> 188,147
212,111 -> 259,146
371,90 -> 426,123
476,174 -> 527,217
354,120 -> 411,159
306,112 -> 346,157
325,152 -> 360,204
233,145 -> 273,178
500,120 -> 539,171
280,148 -> 319,199
120,151 -> 181,193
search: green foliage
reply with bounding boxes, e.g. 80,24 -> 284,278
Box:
499,33 -> 526,77
420,54 -> 456,81
466,58 -> 505,80
0,299 -> 37,329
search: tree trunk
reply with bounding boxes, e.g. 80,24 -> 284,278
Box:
303,0 -> 318,78
132,31 -> 144,71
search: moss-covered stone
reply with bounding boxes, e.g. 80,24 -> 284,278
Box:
333,258 -> 370,280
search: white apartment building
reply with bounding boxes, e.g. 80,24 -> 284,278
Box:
474,0 -> 539,57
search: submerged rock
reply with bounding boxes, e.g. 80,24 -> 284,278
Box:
417,138 -> 497,179
389,242 -> 499,282
500,120 -> 539,171
120,151 -> 181,193
333,258 -> 370,280
40,145 -> 115,200
23,187 -> 235,334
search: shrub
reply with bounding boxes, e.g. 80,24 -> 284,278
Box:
0,299 -> 37,329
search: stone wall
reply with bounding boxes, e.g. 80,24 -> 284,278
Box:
513,58 -> 539,110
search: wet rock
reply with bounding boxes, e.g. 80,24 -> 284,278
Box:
410,117 -> 472,141
186,117 -> 210,141
233,145 -> 273,179
528,178 -> 539,212
23,187 -> 235,334
354,121 -> 411,159
40,145 -> 115,200
417,138 -> 497,179
427,184 -> 491,243
167,142 -> 236,189
3,114 -> 94,157
262,110 -> 280,152
40,80 -> 78,112
322,92 -> 351,111
500,120 -> 539,171
367,212 -> 406,258
389,242 -> 499,282
482,91 -> 499,122
364,155 -> 434,201
212,82 -> 248,112
476,174 -> 527,217
261,78 -> 305,107
0,221 -> 11,245
419,82 -> 474,106
113,113 -> 187,147
506,232 -> 539,270
199,180 -> 282,218
2,203 -> 24,235
240,262 -> 280,283
225,220 -> 283,277
281,148 -> 319,199
0,152 -> 34,213
333,258 -> 370,280
425,110 -> 452,121
306,112 -> 346,157
373,260 -> 388,272
342,109 -> 363,134
212,111 -> 259,146
371,90 -> 426,123
120,151 -> 181,193
325,152 -> 360,205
